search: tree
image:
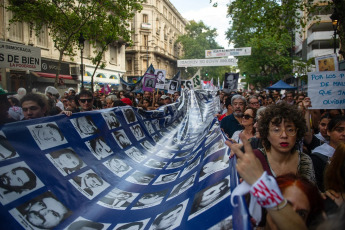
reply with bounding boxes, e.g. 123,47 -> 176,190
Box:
6,0 -> 143,88
176,20 -> 232,83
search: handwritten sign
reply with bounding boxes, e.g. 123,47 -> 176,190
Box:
308,71 -> 345,109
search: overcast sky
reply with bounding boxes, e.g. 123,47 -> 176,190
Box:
169,0 -> 232,49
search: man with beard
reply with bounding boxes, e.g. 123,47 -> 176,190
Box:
0,166 -> 37,196
17,192 -> 69,229
220,95 -> 246,138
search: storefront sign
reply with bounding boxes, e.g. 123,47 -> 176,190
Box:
0,40 -> 41,71
41,58 -> 70,75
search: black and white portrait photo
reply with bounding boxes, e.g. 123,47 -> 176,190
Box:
125,147 -> 146,163
27,122 -> 67,150
0,161 -> 44,205
98,188 -> 139,210
140,140 -> 154,152
180,157 -> 200,177
122,108 -> 137,124
153,172 -> 179,185
144,121 -> 155,134
144,159 -> 166,169
112,129 -> 132,149
168,80 -> 178,93
70,116 -> 99,138
70,169 -> 109,199
149,200 -> 188,230
204,139 -> 226,160
67,217 -> 110,230
155,69 -> 166,89
114,218 -> 150,230
10,191 -> 71,230
156,150 -> 174,159
85,136 -> 113,160
144,77 -> 155,88
132,190 -> 168,209
103,156 -> 132,177
166,160 -> 186,169
152,134 -> 161,143
46,148 -> 85,176
189,177 -> 230,219
130,124 -> 145,141
204,132 -> 219,146
0,132 -> 19,161
102,111 -> 121,130
199,157 -> 229,181
152,119 -> 160,130
168,173 -> 196,200
223,73 -> 238,93
126,171 -> 155,185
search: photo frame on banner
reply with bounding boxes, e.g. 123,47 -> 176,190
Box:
98,188 -> 139,210
0,131 -> 19,161
155,69 -> 166,89
168,80 -> 178,94
122,108 -> 137,124
199,156 -> 229,181
132,190 -> 168,209
153,172 -> 179,185
66,217 -> 111,230
27,122 -> 68,150
129,124 -> 145,141
46,148 -> 86,176
144,159 -> 167,169
125,147 -> 147,163
223,73 -> 239,93
85,136 -> 113,160
112,129 -> 132,149
143,74 -> 156,92
9,191 -> 72,230
126,170 -> 155,185
102,111 -> 121,130
140,140 -> 154,152
103,156 -> 132,177
168,172 -> 196,200
70,116 -> 99,138
113,218 -> 151,230
0,161 -> 44,205
315,53 -> 338,71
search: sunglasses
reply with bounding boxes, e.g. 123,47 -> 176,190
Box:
242,114 -> 254,120
79,98 -> 93,103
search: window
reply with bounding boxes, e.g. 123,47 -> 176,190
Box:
156,0 -> 160,9
143,59 -> 148,70
173,17 -> 176,27
168,12 -> 172,22
143,14 -> 148,23
126,59 -> 132,71
163,7 -> 167,17
36,24 -> 48,47
8,11 -> 23,42
110,45 -> 117,64
143,35 -> 148,47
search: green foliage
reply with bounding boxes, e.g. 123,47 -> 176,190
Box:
176,20 -> 232,82
6,0 -> 143,88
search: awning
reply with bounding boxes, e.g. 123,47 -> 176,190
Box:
96,73 -> 106,78
33,72 -> 73,80
109,75 -> 118,80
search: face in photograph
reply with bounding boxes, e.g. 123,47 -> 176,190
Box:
156,150 -> 174,159
199,158 -> 229,181
169,81 -> 177,91
127,171 -> 155,185
14,191 -> 70,229
144,159 -> 166,169
181,157 -> 200,176
144,121 -> 155,134
28,122 -> 67,150
154,172 -> 179,185
151,204 -> 184,230
113,130 -> 132,149
125,147 -> 146,163
123,108 -> 137,124
73,116 -> 99,137
134,190 -> 167,208
87,137 -> 113,160
167,160 -> 185,169
71,170 -> 106,197
105,157 -> 131,176
0,135 -> 18,161
49,148 -> 84,175
140,140 -> 154,152
130,125 -> 145,141
102,112 -> 120,130
152,135 -> 160,143
67,219 -> 105,230
146,78 -> 154,88
190,177 -> 230,216
226,74 -> 236,90
115,221 -> 144,230
169,173 -> 196,199
156,71 -> 165,84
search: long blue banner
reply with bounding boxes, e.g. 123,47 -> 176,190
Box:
0,90 -> 251,229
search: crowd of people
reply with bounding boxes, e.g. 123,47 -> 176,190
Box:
1,85 -> 345,229
0,86 -> 181,124
220,90 -> 345,229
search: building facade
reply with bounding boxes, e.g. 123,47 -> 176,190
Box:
125,0 -> 188,82
0,1 -> 126,94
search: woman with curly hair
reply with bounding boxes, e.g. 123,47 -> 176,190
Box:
253,101 -> 315,183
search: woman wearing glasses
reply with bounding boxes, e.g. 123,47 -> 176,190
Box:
231,107 -> 257,144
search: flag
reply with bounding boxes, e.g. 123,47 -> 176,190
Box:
191,69 -> 201,89
100,84 -> 111,95
120,64 -> 156,93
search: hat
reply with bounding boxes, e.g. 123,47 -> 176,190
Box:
121,98 -> 133,106
161,95 -> 170,100
45,86 -> 59,96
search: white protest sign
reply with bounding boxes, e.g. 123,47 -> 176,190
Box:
177,58 -> 237,67
205,47 -> 251,58
308,71 -> 345,109
0,40 -> 41,71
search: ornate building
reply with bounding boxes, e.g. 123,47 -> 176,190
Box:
125,0 -> 188,81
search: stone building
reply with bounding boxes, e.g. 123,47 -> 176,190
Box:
125,0 -> 188,82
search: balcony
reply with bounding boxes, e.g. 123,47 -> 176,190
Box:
141,23 -> 152,29
307,48 -> 337,60
307,31 -> 333,44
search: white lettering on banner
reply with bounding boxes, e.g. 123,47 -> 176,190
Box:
0,40 -> 41,71
177,58 -> 238,67
205,47 -> 251,58
308,71 -> 345,109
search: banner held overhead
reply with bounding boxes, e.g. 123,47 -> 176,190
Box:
205,47 -> 251,58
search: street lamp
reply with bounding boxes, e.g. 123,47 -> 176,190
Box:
78,32 -> 85,89
330,9 -> 339,54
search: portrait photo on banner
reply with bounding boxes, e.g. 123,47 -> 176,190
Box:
113,218 -> 150,230
143,74 -> 156,92
155,69 -> 166,89
66,217 -> 111,230
223,73 -> 239,93
315,53 -> 338,71
103,156 -> 132,177
112,129 -> 132,149
85,136 -> 113,160
102,111 -> 121,130
98,187 -> 139,210
0,161 -> 44,205
132,189 -> 168,209
70,116 -> 99,138
0,131 -> 19,161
